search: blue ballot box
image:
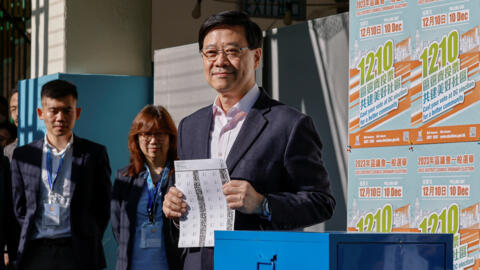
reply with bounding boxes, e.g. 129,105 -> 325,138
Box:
214,231 -> 453,270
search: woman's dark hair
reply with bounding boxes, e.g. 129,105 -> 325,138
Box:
0,96 -> 8,119
126,105 -> 178,176
198,10 -> 263,51
0,121 -> 17,142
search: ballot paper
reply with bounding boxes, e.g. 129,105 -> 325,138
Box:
174,159 -> 235,248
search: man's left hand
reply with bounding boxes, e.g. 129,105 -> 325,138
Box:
223,180 -> 264,214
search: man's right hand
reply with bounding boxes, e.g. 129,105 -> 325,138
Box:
163,186 -> 187,219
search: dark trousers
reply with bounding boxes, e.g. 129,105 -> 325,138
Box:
183,247 -> 214,270
20,238 -> 75,270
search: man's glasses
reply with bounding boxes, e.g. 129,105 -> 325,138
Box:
200,47 -> 249,61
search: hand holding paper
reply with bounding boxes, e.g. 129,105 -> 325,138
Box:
163,186 -> 187,219
223,180 -> 264,214
174,159 -> 235,247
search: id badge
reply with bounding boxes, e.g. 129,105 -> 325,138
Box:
140,222 -> 163,248
43,203 -> 60,226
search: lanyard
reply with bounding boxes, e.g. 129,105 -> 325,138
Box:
46,148 -> 66,191
146,163 -> 170,223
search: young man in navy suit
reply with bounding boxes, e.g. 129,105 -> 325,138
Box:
163,11 -> 336,270
10,80 -> 111,270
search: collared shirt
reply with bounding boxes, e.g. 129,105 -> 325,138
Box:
3,138 -> 17,161
210,84 -> 260,160
32,134 -> 74,239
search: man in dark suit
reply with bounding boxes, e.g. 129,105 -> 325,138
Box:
10,80 -> 112,270
163,11 -> 336,270
0,149 -> 19,270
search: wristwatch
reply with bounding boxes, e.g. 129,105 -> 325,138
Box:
261,197 -> 272,221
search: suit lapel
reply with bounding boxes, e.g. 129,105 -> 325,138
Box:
31,139 -> 45,195
126,171 -> 147,217
226,90 -> 271,173
196,108 -> 213,159
70,136 -> 85,193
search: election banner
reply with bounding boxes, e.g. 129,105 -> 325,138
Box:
349,1 -> 480,269
409,1 -> 480,146
347,146 -> 412,234
348,142 -> 480,269
349,0 -> 413,148
349,0 -> 480,148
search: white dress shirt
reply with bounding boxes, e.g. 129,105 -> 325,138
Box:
210,84 -> 260,160
33,134 -> 74,239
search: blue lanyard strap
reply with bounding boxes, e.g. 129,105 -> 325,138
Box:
146,162 -> 170,223
46,148 -> 66,191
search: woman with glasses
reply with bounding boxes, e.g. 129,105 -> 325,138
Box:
111,105 -> 182,270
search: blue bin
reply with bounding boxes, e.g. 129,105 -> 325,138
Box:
214,231 -> 453,270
